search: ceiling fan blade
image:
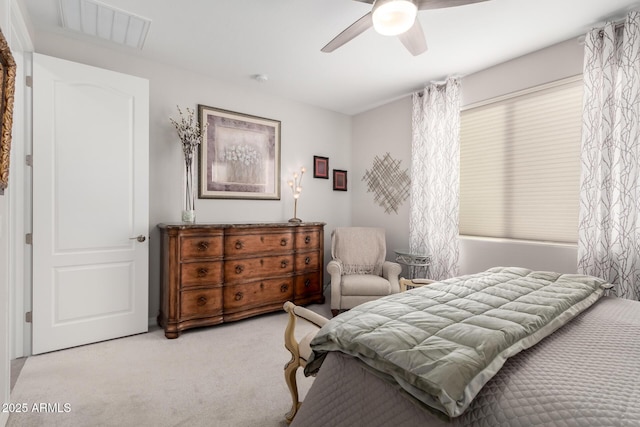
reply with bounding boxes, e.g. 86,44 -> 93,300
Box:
398,19 -> 428,56
321,12 -> 374,53
352,0 -> 374,3
417,0 -> 490,10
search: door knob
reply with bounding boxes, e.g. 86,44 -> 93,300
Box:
129,235 -> 146,243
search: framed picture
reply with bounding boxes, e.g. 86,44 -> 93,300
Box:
313,156 -> 329,179
198,105 -> 281,199
333,169 -> 348,191
0,29 -> 16,195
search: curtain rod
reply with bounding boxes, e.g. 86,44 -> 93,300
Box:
577,17 -> 627,44
602,18 -> 626,32
416,75 -> 464,97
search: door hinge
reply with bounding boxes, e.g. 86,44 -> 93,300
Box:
25,233 -> 32,244
26,154 -> 32,166
26,75 -> 32,87
25,311 -> 32,323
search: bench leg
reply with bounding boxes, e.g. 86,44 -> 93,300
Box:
284,357 -> 301,423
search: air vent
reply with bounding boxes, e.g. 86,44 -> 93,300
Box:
59,0 -> 151,49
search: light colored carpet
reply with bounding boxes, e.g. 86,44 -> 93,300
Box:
8,301 -> 331,427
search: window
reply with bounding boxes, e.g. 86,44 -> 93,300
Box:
459,77 -> 583,244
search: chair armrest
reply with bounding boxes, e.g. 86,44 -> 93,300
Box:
327,259 -> 343,277
283,302 -> 329,364
327,260 -> 344,312
382,261 -> 402,293
283,301 -> 329,329
283,301 -> 330,423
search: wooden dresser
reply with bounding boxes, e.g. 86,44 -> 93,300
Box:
157,222 -> 325,338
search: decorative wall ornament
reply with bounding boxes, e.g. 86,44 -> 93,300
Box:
362,152 -> 410,214
0,28 -> 16,195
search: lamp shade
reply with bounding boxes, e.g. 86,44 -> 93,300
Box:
372,0 -> 418,36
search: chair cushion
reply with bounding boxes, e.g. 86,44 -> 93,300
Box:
331,227 -> 386,275
341,274 -> 392,297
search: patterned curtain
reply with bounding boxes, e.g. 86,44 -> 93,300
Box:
410,78 -> 461,280
578,11 -> 640,301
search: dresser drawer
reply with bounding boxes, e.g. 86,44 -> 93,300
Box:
181,261 -> 223,287
224,254 -> 294,282
224,231 -> 293,256
295,251 -> 320,272
180,287 -> 223,319
295,229 -> 321,249
224,278 -> 294,312
295,273 -> 322,298
180,235 -> 223,260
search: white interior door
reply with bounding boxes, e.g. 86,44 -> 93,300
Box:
32,53 -> 149,355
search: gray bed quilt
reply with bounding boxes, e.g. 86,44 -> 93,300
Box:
292,296 -> 640,426
305,267 -> 607,417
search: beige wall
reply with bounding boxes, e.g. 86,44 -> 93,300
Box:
8,17 -> 587,370
351,38 -> 585,277
351,97 -> 412,274
28,32 -> 353,323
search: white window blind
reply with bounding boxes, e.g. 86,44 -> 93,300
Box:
459,77 -> 583,244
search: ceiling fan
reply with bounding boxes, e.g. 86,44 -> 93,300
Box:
322,0 -> 490,56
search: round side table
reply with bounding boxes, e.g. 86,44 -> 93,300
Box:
393,249 -> 431,284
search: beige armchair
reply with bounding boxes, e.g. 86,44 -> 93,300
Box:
328,227 -> 402,316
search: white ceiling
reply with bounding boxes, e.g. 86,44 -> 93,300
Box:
22,0 -> 640,115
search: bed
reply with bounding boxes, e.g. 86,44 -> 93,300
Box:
290,267 -> 640,426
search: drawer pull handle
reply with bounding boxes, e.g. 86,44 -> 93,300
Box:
305,236 -> 311,244
280,284 -> 289,293
280,260 -> 288,268
280,238 -> 288,246
198,241 -> 209,251
235,292 -> 243,301
305,256 -> 311,265
235,265 -> 244,274
197,268 -> 208,277
305,279 -> 312,288
197,296 -> 207,306
235,240 -> 244,250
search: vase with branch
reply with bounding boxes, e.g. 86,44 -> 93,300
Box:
170,106 -> 206,223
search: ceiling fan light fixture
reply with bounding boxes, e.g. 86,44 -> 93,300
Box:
372,0 -> 417,36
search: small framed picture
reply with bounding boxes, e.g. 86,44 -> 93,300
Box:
333,169 -> 348,191
313,156 -> 329,179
